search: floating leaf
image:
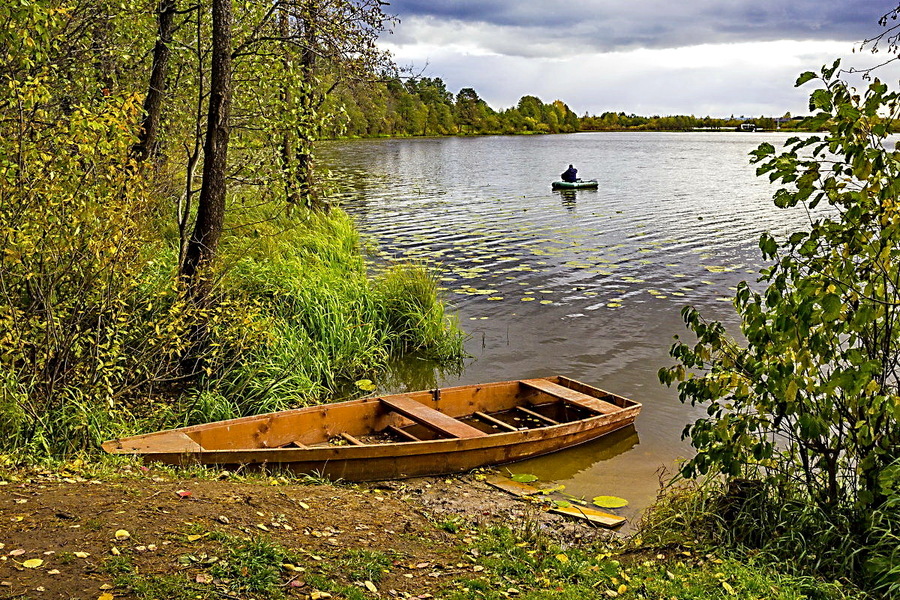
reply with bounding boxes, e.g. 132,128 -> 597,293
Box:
592,495 -> 629,509
509,473 -> 538,483
354,379 -> 376,392
552,500 -> 572,508
22,558 -> 43,568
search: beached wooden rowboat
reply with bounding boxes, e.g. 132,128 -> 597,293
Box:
102,376 -> 641,481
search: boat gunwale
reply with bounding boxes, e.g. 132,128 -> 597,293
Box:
102,377 -> 641,459
106,405 -> 641,458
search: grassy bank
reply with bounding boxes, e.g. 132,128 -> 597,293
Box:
0,200 -> 464,457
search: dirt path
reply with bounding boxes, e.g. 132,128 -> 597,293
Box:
0,467 -> 615,599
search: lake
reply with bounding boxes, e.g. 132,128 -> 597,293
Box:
320,131 -> 809,521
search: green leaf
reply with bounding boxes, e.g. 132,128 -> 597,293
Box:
509,473 -> 539,483
820,293 -> 842,321
354,379 -> 376,392
592,495 -> 629,509
795,71 -> 817,87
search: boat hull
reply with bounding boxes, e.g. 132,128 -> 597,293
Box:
552,179 -> 599,190
103,377 -> 640,481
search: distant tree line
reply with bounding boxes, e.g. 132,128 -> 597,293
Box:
320,77 -> 827,138
579,112 -> 816,132
321,77 -> 580,137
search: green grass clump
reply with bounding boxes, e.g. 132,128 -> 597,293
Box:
341,548 -> 396,583
638,477 -> 899,597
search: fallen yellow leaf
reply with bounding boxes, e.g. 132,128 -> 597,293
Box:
98,593 -> 114,600
22,558 -> 43,568
114,530 -> 130,541
74,552 -> 90,558
364,581 -> 377,592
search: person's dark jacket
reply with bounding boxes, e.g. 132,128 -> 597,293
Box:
561,166 -> 578,182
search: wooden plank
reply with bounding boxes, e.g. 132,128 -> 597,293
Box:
475,411 -> 519,432
516,406 -> 559,425
340,433 -> 364,446
102,431 -> 203,454
521,379 -> 620,415
380,395 -> 488,439
387,425 -> 421,442
485,475 -> 542,497
550,505 -> 626,528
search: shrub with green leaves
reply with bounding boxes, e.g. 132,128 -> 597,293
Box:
659,61 -> 900,594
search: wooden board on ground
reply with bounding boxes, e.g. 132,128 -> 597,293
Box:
485,475 -> 543,497
550,505 -> 626,528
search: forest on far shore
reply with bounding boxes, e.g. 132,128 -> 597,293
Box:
322,75 -> 813,138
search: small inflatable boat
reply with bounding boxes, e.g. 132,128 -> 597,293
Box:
552,179 -> 599,190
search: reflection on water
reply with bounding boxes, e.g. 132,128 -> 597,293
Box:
555,188 -> 583,210
320,132 -> 809,516
511,425 -> 640,482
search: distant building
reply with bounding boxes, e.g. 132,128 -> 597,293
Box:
739,123 -> 757,132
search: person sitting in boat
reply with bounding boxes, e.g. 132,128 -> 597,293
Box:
561,164 -> 578,182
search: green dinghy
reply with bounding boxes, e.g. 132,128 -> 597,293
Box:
551,179 -> 599,190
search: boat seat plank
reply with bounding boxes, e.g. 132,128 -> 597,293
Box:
474,411 -> 519,432
386,425 -> 421,442
380,395 -> 488,439
516,406 -> 560,425
340,433 -> 364,446
521,379 -> 620,415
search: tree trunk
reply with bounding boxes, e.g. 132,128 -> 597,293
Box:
181,0 -> 232,299
279,8 -> 300,204
296,5 -> 322,209
133,0 -> 176,162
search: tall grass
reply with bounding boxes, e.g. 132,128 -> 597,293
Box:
1,202 -> 464,454
639,475 -> 900,597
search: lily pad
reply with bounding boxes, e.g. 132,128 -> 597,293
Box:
592,495 -> 629,509
509,473 -> 539,483
354,379 -> 376,392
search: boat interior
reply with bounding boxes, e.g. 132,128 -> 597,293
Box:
178,377 -> 638,452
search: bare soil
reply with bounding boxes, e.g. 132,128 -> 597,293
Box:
0,466 -> 613,600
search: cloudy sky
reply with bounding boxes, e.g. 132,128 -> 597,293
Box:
379,1 -> 900,118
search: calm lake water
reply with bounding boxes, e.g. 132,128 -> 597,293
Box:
320,131 -> 810,521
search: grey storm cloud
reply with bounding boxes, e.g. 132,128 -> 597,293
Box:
385,0 -> 896,53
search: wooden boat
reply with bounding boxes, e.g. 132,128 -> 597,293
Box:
552,179 -> 599,190
102,376 -> 641,481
